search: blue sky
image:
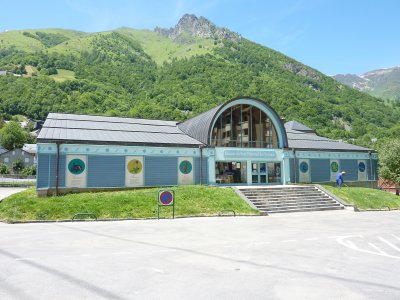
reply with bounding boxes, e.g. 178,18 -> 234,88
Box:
2,0 -> 399,75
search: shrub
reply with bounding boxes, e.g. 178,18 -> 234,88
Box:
21,165 -> 36,176
0,163 -> 9,174
12,159 -> 24,173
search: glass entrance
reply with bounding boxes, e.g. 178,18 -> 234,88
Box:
252,162 -> 282,184
215,161 -> 247,184
252,162 -> 267,184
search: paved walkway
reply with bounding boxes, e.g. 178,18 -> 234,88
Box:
1,210 -> 400,299
0,187 -> 26,201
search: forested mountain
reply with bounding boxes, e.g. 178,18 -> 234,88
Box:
0,14 -> 399,146
333,67 -> 400,102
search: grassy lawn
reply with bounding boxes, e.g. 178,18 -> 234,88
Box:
50,69 -> 75,82
0,186 -> 259,222
322,185 -> 400,210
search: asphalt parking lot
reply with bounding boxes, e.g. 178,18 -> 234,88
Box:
1,209 -> 400,300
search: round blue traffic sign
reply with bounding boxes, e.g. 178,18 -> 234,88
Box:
159,191 -> 174,206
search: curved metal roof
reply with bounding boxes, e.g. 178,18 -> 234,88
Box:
178,96 -> 289,148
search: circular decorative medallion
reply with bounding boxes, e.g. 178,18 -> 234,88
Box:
68,159 -> 85,175
127,159 -> 143,174
358,162 -> 366,172
179,160 -> 192,174
299,161 -> 309,173
330,162 -> 339,173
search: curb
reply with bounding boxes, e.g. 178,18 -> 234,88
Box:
1,214 -> 263,224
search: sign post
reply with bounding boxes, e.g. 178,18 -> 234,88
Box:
158,189 -> 175,219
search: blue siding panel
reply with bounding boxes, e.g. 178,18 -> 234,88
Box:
194,157 -> 208,184
37,154 -> 49,188
87,155 -> 125,188
295,159 -> 300,183
58,155 -> 66,187
37,154 -> 66,188
49,154 -> 66,188
340,160 -> 358,181
145,156 -> 178,186
310,159 -> 330,182
373,160 -> 378,180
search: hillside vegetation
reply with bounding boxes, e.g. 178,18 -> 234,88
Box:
0,15 -> 399,146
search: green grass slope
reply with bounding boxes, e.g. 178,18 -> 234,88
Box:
0,186 -> 259,222
0,28 -> 86,51
322,185 -> 400,209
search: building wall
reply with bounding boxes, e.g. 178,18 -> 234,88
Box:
37,143 -> 210,192
286,151 -> 378,183
144,156 -> 178,186
87,156 -> 125,188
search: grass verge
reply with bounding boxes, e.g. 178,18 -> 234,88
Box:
0,181 -> 36,187
0,186 -> 259,222
322,185 -> 400,210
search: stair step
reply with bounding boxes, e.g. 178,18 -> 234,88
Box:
256,203 -> 341,210
247,195 -> 328,200
265,206 -> 344,214
251,197 -> 335,203
255,200 -> 339,206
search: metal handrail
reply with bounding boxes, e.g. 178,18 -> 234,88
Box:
218,210 -> 236,217
72,213 -> 97,221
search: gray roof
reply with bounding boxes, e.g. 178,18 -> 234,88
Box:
285,120 -> 315,133
38,113 -> 203,147
286,128 -> 372,152
23,144 -> 37,154
0,71 -> 7,76
178,103 -> 224,144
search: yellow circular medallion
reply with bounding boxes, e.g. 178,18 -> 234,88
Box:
127,160 -> 142,174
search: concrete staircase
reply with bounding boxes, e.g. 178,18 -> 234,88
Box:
238,185 -> 344,214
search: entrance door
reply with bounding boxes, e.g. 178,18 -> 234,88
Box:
252,162 -> 282,184
252,162 -> 267,184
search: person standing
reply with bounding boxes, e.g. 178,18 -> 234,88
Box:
336,171 -> 346,188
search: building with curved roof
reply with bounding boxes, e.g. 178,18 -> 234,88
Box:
36,97 -> 377,195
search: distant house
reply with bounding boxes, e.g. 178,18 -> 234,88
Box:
0,148 -> 35,172
378,177 -> 399,195
23,144 -> 37,158
0,70 -> 7,76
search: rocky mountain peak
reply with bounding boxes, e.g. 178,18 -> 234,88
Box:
155,14 -> 241,43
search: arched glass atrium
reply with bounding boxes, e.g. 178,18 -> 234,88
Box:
210,104 -> 279,148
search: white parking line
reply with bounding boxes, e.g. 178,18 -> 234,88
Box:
391,234 -> 400,241
337,235 -> 400,260
379,237 -> 400,252
368,243 -> 388,255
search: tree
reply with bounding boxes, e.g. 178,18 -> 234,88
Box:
0,121 -> 27,150
379,139 -> 400,195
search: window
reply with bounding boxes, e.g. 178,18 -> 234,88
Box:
4,157 -> 9,163
211,104 -> 279,148
25,158 -> 30,163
